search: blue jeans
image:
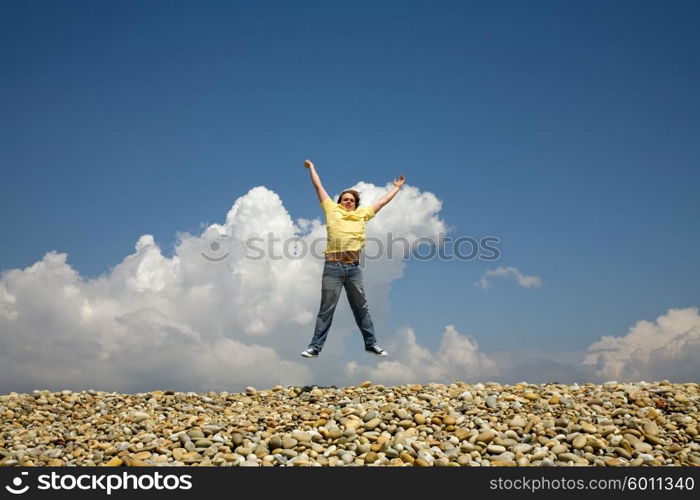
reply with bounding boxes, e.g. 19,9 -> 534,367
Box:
308,261 -> 377,351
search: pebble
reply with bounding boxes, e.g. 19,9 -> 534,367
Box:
580,423 -> 597,434
512,444 -> 533,454
187,429 -> 205,439
364,418 -> 381,430
560,453 -> 588,465
643,421 -> 659,435
572,435 -> 587,449
268,437 -> 283,450
634,442 -> 653,453
605,457 -> 624,466
551,444 -> 568,455
129,412 -> 150,423
476,429 -> 498,443
509,415 -> 527,428
291,431 -> 312,442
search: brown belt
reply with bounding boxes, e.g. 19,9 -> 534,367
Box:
325,250 -> 361,263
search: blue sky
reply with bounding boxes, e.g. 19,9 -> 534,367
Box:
1,1 -> 699,390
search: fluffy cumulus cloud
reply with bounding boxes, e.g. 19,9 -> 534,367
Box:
582,307 -> 700,382
341,306 -> 700,387
0,183 -> 456,393
345,325 -> 500,386
481,308 -> 700,385
475,266 -> 542,290
3,183 -> 695,393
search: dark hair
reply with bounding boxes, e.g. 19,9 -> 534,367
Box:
337,190 -> 360,207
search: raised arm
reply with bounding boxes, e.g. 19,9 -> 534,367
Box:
372,174 -> 405,214
304,159 -> 330,203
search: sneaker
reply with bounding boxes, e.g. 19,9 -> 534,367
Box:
300,348 -> 319,358
365,344 -> 388,357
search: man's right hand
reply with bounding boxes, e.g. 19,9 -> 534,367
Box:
304,159 -> 314,169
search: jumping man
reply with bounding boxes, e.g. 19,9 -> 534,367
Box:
300,159 -> 405,358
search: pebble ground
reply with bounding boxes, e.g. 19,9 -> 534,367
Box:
1,381 -> 698,466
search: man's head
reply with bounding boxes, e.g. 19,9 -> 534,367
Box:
338,190 -> 360,210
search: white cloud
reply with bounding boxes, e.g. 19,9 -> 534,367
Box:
582,307 -> 700,382
475,266 -> 542,290
345,325 -> 500,386
478,308 -> 700,385
0,183 -> 447,393
4,183 -> 694,392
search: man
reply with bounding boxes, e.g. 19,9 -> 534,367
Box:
300,159 -> 405,358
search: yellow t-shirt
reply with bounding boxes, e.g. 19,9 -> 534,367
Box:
321,198 -> 375,253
